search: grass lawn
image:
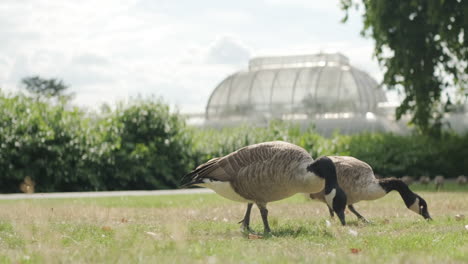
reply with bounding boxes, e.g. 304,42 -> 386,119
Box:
0,183 -> 467,264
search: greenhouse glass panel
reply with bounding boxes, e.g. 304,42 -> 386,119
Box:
206,53 -> 387,121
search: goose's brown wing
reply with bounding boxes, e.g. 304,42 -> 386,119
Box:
181,141 -> 309,187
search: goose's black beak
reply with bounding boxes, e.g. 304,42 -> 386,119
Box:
417,196 -> 432,220
421,208 -> 432,220
336,211 -> 346,226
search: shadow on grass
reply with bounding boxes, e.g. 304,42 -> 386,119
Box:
240,219 -> 374,239
269,226 -> 315,238
252,226 -> 334,239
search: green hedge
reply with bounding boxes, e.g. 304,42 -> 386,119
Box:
0,94 -> 96,192
0,91 -> 466,193
190,123 -> 468,178
96,100 -> 194,190
0,92 -> 194,193
340,133 -> 468,177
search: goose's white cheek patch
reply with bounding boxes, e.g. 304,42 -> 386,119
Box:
325,189 -> 336,208
408,198 -> 420,214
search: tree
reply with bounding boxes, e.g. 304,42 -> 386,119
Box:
341,0 -> 468,135
21,76 -> 71,99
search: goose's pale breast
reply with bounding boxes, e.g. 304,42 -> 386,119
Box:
197,180 -> 252,203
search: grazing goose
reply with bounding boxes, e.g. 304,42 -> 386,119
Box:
457,175 -> 467,185
309,156 -> 431,222
401,176 -> 413,185
434,175 -> 444,190
419,176 -> 430,185
180,141 -> 347,233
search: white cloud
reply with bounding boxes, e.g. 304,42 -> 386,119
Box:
0,0 -> 385,112
204,35 -> 252,65
263,0 -> 341,11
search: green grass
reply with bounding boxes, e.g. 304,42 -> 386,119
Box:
0,187 -> 467,263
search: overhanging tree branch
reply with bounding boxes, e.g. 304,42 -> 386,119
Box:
341,0 -> 467,135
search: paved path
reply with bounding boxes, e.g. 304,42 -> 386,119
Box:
0,188 -> 214,200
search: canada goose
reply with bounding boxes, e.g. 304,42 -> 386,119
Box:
434,175 -> 444,190
309,156 -> 431,222
19,176 -> 35,194
419,176 -> 430,185
401,176 -> 414,185
457,175 -> 467,185
180,141 -> 347,233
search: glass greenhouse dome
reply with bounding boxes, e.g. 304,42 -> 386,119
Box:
204,53 -> 407,134
206,53 -> 387,120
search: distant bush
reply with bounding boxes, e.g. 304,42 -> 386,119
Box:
335,132 -> 468,177
96,99 -> 194,190
0,91 -> 193,193
0,92 -> 97,192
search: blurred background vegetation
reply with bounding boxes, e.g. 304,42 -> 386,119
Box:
1,81 -> 467,193
1,1 -> 466,193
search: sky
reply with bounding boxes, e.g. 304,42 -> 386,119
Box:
0,0 -> 391,113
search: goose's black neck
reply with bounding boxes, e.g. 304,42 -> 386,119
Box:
324,170 -> 338,194
307,156 -> 348,225
378,178 -> 416,207
307,156 -> 338,194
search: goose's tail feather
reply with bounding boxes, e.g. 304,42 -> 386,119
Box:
179,157 -> 220,188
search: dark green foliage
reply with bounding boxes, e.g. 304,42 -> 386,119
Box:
98,100 -> 194,190
0,91 -> 193,193
0,93 -> 97,192
22,76 -> 71,98
337,132 -> 468,177
341,0 -> 468,135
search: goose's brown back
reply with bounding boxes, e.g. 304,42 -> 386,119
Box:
197,141 -> 315,203
310,156 -> 378,204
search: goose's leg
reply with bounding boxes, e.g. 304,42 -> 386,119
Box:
348,204 -> 370,223
238,203 -> 253,232
256,203 -> 271,234
327,205 -> 335,218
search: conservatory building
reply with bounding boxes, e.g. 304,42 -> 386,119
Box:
204,53 -> 405,135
